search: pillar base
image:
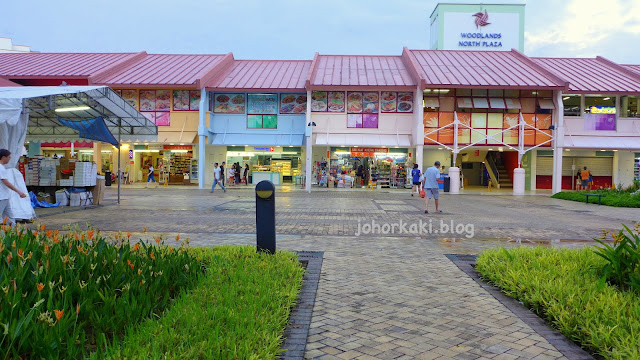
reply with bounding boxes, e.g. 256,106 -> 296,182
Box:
448,167 -> 460,194
513,168 -> 525,195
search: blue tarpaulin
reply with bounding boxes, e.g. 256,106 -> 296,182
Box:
29,192 -> 60,208
57,116 -> 119,145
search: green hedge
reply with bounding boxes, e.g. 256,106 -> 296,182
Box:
99,245 -> 305,359
551,191 -> 640,208
476,247 -> 640,360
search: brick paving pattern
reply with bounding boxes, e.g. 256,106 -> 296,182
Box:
34,187 -> 637,359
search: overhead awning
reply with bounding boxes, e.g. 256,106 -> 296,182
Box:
489,98 -> 506,109
0,86 -> 158,144
538,98 -> 556,110
314,134 -> 412,147
57,117 -> 118,145
156,131 -> 198,144
209,133 -> 304,146
564,135 -> 640,150
472,98 -> 489,108
457,98 -> 473,108
423,97 -> 440,108
505,98 -> 522,109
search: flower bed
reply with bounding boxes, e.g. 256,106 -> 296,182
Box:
476,239 -> 640,359
0,222 -> 203,359
551,181 -> 640,208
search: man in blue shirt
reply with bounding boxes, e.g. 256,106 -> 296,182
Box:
410,164 -> 421,196
422,161 -> 442,213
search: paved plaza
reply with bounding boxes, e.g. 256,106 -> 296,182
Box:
35,187 -> 637,359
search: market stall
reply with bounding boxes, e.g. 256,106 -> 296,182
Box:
0,86 -> 157,212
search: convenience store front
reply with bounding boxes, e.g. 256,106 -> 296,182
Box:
328,147 -> 410,188
132,144 -> 197,185
224,146 -> 302,185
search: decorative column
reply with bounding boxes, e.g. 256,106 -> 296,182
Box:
198,88 -> 207,189
513,112 -> 526,195
305,90 -> 312,193
415,86 -> 424,171
449,112 -> 460,194
552,90 -> 565,194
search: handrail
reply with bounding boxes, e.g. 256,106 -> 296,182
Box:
485,153 -> 500,187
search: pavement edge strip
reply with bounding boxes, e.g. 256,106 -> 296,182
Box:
447,255 -> 594,360
279,251 -> 324,360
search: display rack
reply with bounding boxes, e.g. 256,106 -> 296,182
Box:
635,156 -> 640,181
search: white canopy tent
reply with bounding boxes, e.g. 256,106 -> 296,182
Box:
0,86 -> 158,206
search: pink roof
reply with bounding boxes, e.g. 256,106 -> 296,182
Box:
309,55 -> 416,88
206,60 -> 311,91
623,64 -> 640,76
0,77 -> 20,86
94,54 -> 228,88
0,53 -> 136,77
408,49 -> 566,89
533,57 -> 640,93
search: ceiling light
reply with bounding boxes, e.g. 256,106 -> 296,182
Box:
600,149 -> 606,151
562,97 -> 570,100
55,105 -> 91,113
532,92 -> 538,95
488,148 -> 493,151
613,149 -> 618,152
438,147 -> 443,150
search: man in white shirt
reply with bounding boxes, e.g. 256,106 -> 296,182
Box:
0,149 -> 28,225
211,162 -> 226,193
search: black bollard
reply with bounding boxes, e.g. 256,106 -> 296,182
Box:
255,180 -> 276,254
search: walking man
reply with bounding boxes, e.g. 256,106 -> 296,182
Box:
220,162 -> 226,187
422,161 -> 442,214
211,162 -> 226,193
410,164 -> 422,196
145,164 -> 158,188
0,149 -> 28,225
580,166 -> 590,191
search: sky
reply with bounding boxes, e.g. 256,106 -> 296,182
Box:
2,0 -> 639,63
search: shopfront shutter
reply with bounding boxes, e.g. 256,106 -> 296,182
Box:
536,156 -> 553,175
576,157 -> 613,176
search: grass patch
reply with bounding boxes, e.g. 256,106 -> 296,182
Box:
99,245 -> 305,360
476,246 -> 640,360
551,181 -> 640,208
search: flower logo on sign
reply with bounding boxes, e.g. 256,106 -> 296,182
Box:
472,10 -> 491,29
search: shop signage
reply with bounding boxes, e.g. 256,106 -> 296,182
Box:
254,147 -> 275,152
148,144 -> 164,150
350,147 -> 389,157
163,145 -> 192,150
128,150 -> 133,159
248,94 -> 278,115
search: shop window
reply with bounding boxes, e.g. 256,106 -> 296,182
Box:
279,93 -> 307,114
213,93 -> 246,114
246,93 -> 278,129
520,90 -> 537,97
536,98 -> 555,114
504,90 -> 519,98
585,95 -> 616,114
562,95 -> 581,116
247,115 -> 277,129
488,89 -> 503,97
621,95 -> 639,118
439,96 -> 455,112
471,89 -> 487,97
173,90 -> 201,111
455,89 -> 472,97
139,90 -> 171,126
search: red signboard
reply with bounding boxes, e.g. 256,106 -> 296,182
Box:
350,147 -> 388,157
163,145 -> 193,150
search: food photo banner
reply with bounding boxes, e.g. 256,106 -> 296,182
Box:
248,94 -> 278,115
213,94 -> 246,114
279,94 -> 307,114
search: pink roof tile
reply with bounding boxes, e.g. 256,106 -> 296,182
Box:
206,60 -> 311,91
94,54 -> 227,88
533,57 -> 640,93
623,64 -> 640,76
310,55 -> 416,88
0,53 -> 136,77
409,49 -> 565,89
0,77 -> 20,86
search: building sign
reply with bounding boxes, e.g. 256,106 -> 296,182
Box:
430,4 -> 524,51
163,145 -> 192,150
589,106 -> 616,114
350,147 -> 389,157
254,147 -> 275,152
584,113 -> 616,131
128,150 -> 133,159
248,94 -> 278,115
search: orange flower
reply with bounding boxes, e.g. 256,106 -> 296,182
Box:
143,227 -> 147,233
2,217 -> 7,225
37,283 -> 44,293
54,229 -> 59,236
87,230 -> 95,239
77,246 -> 84,254
138,269 -> 142,275
133,243 -> 140,252
127,259 -> 134,270
33,231 -> 38,237
127,232 -> 132,239
76,304 -> 80,316
6,254 -> 11,263
149,252 -> 155,260
40,224 -> 46,231
11,241 -> 16,249
155,237 -> 161,244
115,233 -> 120,240
17,249 -> 24,258
175,234 -> 180,242
46,230 -> 52,237
52,236 -> 59,244
54,309 -> 64,321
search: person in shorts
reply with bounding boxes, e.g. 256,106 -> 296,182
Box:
145,164 -> 157,188
0,149 -> 28,225
422,161 -> 442,214
410,164 -> 422,197
580,167 -> 590,191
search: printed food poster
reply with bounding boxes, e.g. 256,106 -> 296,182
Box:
214,94 -> 245,113
397,92 -> 414,113
248,94 -> 278,114
121,90 -> 138,109
328,92 -> 345,112
114,89 -> 122,96
347,92 -> 363,113
311,91 -> 327,112
363,114 -> 378,128
173,90 -> 190,111
155,90 -> 171,111
189,91 -> 201,110
262,115 -> 278,129
139,90 -> 156,111
381,91 -> 397,112
155,112 -> 171,126
362,92 -> 379,113
280,93 -> 307,114
347,114 -> 363,128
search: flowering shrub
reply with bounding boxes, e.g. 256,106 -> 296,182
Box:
0,220 -> 203,359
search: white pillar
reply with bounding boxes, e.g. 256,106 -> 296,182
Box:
305,90 -> 312,193
197,88 -> 208,189
416,145 -> 424,171
513,168 -> 525,195
552,90 -> 565,194
448,167 -> 460,194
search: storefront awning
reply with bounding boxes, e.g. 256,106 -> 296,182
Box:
315,134 -> 412,147
209,133 -> 304,146
564,135 -> 640,150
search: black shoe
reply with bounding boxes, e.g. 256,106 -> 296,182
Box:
424,210 -> 428,213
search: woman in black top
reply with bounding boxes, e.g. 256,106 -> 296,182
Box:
234,163 -> 241,184
243,164 -> 249,185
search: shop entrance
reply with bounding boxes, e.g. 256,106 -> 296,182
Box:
327,147 -> 410,188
